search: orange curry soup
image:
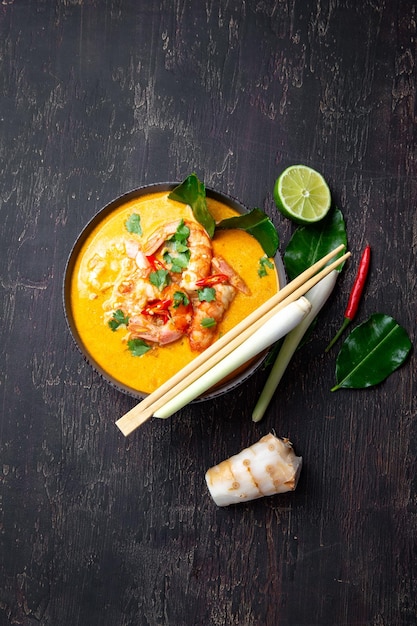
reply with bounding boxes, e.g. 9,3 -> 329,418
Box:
69,191 -> 280,395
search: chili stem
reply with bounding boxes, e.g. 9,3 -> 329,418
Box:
325,245 -> 371,352
324,317 -> 351,352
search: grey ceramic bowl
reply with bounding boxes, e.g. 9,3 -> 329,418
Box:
63,183 -> 286,402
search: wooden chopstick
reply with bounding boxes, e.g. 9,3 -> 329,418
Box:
116,244 -> 349,436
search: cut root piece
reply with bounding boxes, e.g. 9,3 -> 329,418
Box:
205,433 -> 302,507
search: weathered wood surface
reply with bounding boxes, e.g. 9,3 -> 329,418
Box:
0,1 -> 416,625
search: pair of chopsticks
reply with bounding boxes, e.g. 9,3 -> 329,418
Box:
116,244 -> 350,436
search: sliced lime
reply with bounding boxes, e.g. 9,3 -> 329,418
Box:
273,164 -> 331,224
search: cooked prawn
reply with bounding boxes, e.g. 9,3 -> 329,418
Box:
188,282 -> 237,351
128,316 -> 185,346
143,219 -> 213,291
93,219 -> 250,353
128,284 -> 193,346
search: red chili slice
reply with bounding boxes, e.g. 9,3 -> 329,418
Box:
195,273 -> 229,287
141,299 -> 173,323
146,255 -> 166,271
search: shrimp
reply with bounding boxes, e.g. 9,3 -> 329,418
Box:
98,220 -> 250,352
187,257 -> 248,351
128,284 -> 193,346
143,219 -> 213,291
211,255 -> 251,295
128,316 -> 185,346
188,282 -> 237,351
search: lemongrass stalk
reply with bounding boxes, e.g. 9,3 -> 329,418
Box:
153,297 -> 312,419
252,270 -> 338,423
205,433 -> 302,506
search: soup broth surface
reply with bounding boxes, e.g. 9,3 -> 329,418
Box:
70,191 -> 279,395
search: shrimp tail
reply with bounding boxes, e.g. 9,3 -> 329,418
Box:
128,316 -> 184,346
212,256 -> 251,295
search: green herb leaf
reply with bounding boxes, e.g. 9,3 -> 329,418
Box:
163,220 -> 191,272
125,213 -> 142,235
216,208 -> 279,258
108,309 -> 129,331
168,240 -> 189,253
258,255 -> 274,277
127,338 -> 152,357
201,317 -> 216,328
169,174 -> 216,238
198,287 -> 216,302
331,313 -> 412,391
169,220 -> 190,243
163,250 -> 190,272
173,291 -> 190,308
149,269 -> 171,290
284,207 -> 347,280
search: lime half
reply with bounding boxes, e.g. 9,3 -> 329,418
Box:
273,165 -> 331,224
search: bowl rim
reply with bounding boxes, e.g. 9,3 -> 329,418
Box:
63,182 -> 287,402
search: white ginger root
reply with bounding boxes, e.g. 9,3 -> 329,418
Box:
205,433 -> 302,507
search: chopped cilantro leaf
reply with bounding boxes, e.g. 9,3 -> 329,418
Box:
258,256 -> 274,277
173,291 -> 190,308
127,338 -> 151,357
108,309 -> 129,331
125,213 -> 142,235
162,221 -> 191,272
169,220 -> 190,242
163,250 -> 190,273
149,269 -> 171,290
169,240 -> 189,253
201,317 -> 216,328
198,287 -> 216,302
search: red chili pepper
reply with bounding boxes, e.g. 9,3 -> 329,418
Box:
141,299 -> 172,324
325,245 -> 371,352
146,255 -> 166,271
195,273 -> 229,287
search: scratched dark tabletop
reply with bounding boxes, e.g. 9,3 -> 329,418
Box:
1,2 -> 416,625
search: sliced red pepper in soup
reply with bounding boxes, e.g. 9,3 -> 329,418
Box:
146,254 -> 166,271
195,273 -> 229,287
141,299 -> 173,323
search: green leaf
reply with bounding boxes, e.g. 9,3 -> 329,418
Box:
149,269 -> 171,290
198,287 -> 216,302
284,207 -> 347,280
173,291 -> 189,308
127,338 -> 151,357
258,255 -> 274,277
331,313 -> 412,391
108,309 -> 129,331
162,220 -> 191,272
125,213 -> 142,235
168,174 -> 216,238
163,250 -> 190,272
201,317 -> 216,328
217,208 -> 279,258
168,240 -> 189,253
169,220 -> 190,243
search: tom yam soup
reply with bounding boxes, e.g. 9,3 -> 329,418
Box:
66,185 -> 280,398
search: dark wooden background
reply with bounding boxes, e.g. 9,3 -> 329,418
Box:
1,1 -> 416,625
